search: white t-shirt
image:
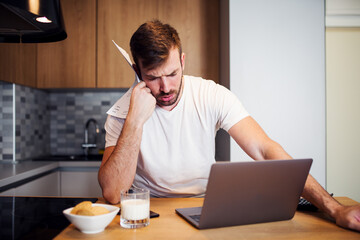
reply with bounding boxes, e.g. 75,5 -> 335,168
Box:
105,75 -> 249,197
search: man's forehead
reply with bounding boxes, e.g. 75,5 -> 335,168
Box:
140,49 -> 181,76
142,63 -> 180,77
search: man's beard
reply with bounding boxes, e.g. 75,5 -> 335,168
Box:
154,76 -> 183,107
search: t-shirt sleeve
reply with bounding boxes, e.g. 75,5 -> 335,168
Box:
213,84 -> 249,132
104,115 -> 125,148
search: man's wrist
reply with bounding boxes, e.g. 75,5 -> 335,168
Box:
318,194 -> 344,220
124,114 -> 145,131
329,200 -> 345,220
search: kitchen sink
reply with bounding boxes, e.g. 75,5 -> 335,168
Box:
32,154 -> 103,161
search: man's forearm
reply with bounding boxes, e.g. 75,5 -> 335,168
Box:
99,81 -> 156,204
302,174 -> 343,219
265,142 -> 343,218
98,120 -> 143,204
229,117 -> 360,231
259,139 -> 342,218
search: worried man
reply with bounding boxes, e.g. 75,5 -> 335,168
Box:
98,20 -> 360,232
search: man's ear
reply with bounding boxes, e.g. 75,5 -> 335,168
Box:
132,64 -> 142,80
181,52 -> 186,72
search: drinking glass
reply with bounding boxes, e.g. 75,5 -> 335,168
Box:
120,187 -> 150,228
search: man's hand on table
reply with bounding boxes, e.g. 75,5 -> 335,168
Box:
334,204 -> 360,232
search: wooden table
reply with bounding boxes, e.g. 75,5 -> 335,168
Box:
55,197 -> 360,240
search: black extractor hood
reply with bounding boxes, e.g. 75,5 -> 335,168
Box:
0,0 -> 67,43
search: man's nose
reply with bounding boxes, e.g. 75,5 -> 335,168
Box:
160,76 -> 170,93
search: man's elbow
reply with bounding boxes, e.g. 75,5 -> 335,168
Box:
98,175 -> 120,204
102,187 -> 120,204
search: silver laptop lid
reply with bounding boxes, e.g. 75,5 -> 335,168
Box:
198,159 -> 312,229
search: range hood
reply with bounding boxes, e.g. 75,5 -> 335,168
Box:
0,0 -> 66,43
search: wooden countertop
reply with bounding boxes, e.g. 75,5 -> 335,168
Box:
55,197 -> 360,240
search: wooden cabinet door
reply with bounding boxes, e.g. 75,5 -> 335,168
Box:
37,0 -> 96,88
97,0 -> 219,88
0,43 -> 37,88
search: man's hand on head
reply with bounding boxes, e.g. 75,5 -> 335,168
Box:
127,81 -> 156,126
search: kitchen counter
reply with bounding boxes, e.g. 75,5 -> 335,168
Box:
56,197 -> 360,240
0,160 -> 101,190
0,196 -> 99,240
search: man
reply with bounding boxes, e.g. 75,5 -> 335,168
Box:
98,20 -> 360,231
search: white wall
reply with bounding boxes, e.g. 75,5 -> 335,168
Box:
229,0 -> 326,186
326,28 -> 360,201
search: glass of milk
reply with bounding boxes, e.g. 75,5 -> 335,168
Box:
120,187 -> 150,228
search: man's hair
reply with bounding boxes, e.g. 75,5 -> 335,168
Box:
130,20 -> 182,70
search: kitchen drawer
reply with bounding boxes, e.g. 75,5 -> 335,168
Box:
0,188 -> 15,196
61,171 -> 102,197
15,171 -> 60,196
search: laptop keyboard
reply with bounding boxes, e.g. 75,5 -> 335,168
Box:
189,214 -> 201,223
297,198 -> 318,211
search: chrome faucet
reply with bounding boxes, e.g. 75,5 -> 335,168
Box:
82,118 -> 100,156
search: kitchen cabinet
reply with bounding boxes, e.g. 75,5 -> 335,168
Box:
15,171 -> 60,197
97,0 -> 220,88
0,161 -> 102,197
2,0 -> 219,89
0,188 -> 15,196
0,171 -> 101,198
61,171 -> 102,197
36,0 -> 96,88
0,43 -> 37,88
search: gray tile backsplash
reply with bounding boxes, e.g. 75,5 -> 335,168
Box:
0,80 -> 124,161
15,84 -> 50,160
0,81 -> 13,161
48,91 -> 122,156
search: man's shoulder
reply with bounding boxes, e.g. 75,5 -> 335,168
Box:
184,75 -> 217,89
185,75 -> 228,95
184,75 -> 214,82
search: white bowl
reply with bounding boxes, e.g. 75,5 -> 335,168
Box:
63,203 -> 119,234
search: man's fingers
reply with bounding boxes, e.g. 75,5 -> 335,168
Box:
135,81 -> 152,94
136,81 -> 146,88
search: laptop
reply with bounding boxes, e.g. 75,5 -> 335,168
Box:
175,158 -> 312,229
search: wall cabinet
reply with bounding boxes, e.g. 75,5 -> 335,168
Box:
0,43 -> 37,88
35,0 -> 220,88
1,0 -> 220,88
36,0 -> 97,88
97,0 -> 220,88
